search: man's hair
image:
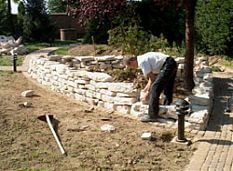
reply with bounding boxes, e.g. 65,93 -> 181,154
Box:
123,55 -> 137,65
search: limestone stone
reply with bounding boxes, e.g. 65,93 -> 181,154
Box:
87,72 -> 112,82
203,73 -> 213,82
86,97 -> 98,105
100,124 -> 116,132
73,88 -> 87,95
21,90 -> 34,97
108,83 -> 136,93
55,64 -> 67,73
74,93 -> 86,102
94,82 -> 112,89
75,79 -> 90,85
99,89 -> 116,96
178,64 -> 184,70
95,55 -> 115,61
113,96 -> 136,105
75,56 -> 94,62
67,80 -> 78,88
188,94 -> 209,106
86,90 -> 96,98
115,105 -> 131,114
48,55 -> 62,61
116,92 -> 137,97
175,57 -> 185,64
85,84 -> 96,91
103,102 -> 116,110
101,95 -> 114,103
141,132 -> 152,140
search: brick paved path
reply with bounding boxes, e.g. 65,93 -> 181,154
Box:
185,72 -> 233,171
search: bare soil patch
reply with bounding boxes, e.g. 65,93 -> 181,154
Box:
0,71 -> 194,170
68,44 -> 123,56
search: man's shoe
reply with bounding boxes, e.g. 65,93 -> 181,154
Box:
140,115 -> 157,122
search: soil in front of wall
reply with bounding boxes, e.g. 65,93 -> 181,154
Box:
0,71 -> 194,171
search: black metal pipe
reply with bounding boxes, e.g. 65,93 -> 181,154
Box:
177,114 -> 186,142
13,53 -> 17,72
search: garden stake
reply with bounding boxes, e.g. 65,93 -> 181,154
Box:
38,114 -> 66,155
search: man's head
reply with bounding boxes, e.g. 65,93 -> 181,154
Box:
123,55 -> 138,69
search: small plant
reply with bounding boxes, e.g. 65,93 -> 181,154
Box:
211,66 -> 222,72
110,68 -> 138,82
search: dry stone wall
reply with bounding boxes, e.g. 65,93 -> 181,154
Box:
28,54 -> 213,131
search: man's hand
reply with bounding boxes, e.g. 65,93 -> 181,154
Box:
141,90 -> 150,104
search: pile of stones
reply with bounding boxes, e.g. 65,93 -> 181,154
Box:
0,35 -> 29,55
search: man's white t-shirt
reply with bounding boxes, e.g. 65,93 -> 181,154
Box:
137,52 -> 168,76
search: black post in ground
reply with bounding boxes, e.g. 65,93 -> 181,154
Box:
12,52 -> 17,72
175,99 -> 190,142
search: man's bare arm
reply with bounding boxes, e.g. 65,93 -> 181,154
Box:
143,72 -> 156,92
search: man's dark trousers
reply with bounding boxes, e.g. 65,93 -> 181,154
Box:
148,57 -> 177,119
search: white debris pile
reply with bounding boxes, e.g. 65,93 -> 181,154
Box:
0,35 -> 29,55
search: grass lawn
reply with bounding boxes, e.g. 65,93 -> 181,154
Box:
0,55 -> 25,66
25,39 -> 82,53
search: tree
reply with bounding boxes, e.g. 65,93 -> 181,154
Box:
48,0 -> 66,13
16,1 -> 25,36
22,0 -> 56,42
155,0 -> 196,91
66,0 -> 127,43
0,0 -> 7,35
196,0 -> 233,56
66,0 -> 127,25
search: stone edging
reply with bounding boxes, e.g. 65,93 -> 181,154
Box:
27,51 -> 213,131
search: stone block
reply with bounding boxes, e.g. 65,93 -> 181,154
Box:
75,56 -> 94,62
108,82 -> 136,93
87,72 -> 112,82
101,94 -> 114,103
188,94 -> 209,106
113,96 -> 137,105
115,105 -> 131,114
86,97 -> 98,105
103,102 -> 117,110
74,93 -> 86,102
94,82 -> 112,89
85,84 -> 96,91
95,55 -> 115,61
99,89 -> 116,96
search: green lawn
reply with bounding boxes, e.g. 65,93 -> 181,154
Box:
0,55 -> 25,66
53,46 -> 70,56
25,39 -> 81,53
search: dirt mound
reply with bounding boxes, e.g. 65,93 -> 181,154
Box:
68,44 -> 123,56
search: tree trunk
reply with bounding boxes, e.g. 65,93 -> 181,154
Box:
7,0 -> 15,35
183,0 -> 197,92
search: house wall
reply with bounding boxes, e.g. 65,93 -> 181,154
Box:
50,13 -> 84,39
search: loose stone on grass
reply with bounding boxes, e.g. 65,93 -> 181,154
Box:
21,90 -> 34,97
141,132 -> 152,140
100,124 -> 116,132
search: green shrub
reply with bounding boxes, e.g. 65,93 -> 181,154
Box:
108,24 -> 150,55
83,19 -> 110,44
196,0 -> 233,56
211,66 -> 222,72
108,23 -> 185,57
